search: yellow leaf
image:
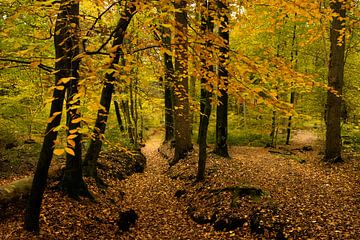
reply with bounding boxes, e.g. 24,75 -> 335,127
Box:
71,118 -> 82,123
53,149 -> 65,156
65,147 -> 75,156
67,134 -> 77,139
54,85 -> 65,91
67,139 -> 75,147
59,77 -> 75,84
69,129 -> 77,134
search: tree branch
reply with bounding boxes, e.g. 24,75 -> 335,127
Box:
0,58 -> 54,72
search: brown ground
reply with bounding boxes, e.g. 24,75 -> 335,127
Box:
0,130 -> 359,239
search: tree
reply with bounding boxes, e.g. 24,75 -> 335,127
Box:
83,1 -> 137,179
24,0 -> 79,232
114,100 -> 125,132
325,0 -> 346,162
286,21 -> 298,145
214,0 -> 230,157
171,0 -> 193,165
60,0 -> 91,198
197,0 -> 214,181
161,24 -> 175,143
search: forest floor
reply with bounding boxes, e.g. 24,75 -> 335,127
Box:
0,130 -> 359,239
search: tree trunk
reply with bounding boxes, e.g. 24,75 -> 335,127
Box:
162,24 -> 175,143
197,0 -> 214,182
24,0 -> 76,232
270,109 -> 277,148
122,100 -> 135,144
214,0 -> 229,157
325,0 -> 346,162
114,100 -> 125,132
83,2 -> 136,177
58,0 -> 92,199
171,0 -> 193,165
286,23 -> 298,145
286,92 -> 296,145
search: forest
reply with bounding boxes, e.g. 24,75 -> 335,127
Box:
0,0 -> 359,239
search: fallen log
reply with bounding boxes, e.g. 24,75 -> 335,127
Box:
0,164 -> 63,204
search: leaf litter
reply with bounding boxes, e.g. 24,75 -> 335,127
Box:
0,130 -> 359,239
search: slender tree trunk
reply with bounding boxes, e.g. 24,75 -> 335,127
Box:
325,0 -> 346,162
83,2 -> 136,177
139,98 -> 144,143
286,23 -> 298,145
129,79 -> 138,145
214,0 -> 229,157
160,24 -> 175,143
286,92 -> 296,145
190,75 -> 196,136
171,0 -> 193,165
24,0 -> 76,232
270,109 -> 277,147
122,100 -> 135,144
197,0 -> 214,182
114,100 -> 125,132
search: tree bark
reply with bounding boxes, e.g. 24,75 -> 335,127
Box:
161,25 -> 175,143
286,23 -> 298,145
122,99 -> 135,144
83,2 -> 136,177
24,0 -> 77,232
214,0 -> 229,157
197,0 -> 214,182
171,0 -> 193,165
325,0 -> 346,162
114,100 -> 125,132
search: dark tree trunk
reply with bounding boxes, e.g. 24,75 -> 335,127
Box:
325,0 -> 346,162
114,100 -> 125,132
122,100 -> 135,144
129,79 -> 138,146
161,25 -> 175,143
197,0 -> 214,182
286,23 -> 298,145
286,92 -> 296,145
270,109 -> 277,148
58,0 -> 92,199
24,0 -> 77,232
214,0 -> 229,158
171,0 -> 193,165
83,2 -> 136,177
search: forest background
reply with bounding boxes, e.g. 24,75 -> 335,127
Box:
0,0 -> 359,238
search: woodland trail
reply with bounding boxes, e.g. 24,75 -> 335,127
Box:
119,130 -> 359,239
119,134 -> 225,239
0,130 -> 358,239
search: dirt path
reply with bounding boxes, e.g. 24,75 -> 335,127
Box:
119,135 -> 224,239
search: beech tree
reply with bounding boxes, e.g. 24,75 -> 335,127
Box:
325,0 -> 346,162
197,0 -> 214,181
24,0 -> 81,232
83,1 -> 137,179
171,0 -> 193,165
161,24 -> 175,143
214,0 -> 230,157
